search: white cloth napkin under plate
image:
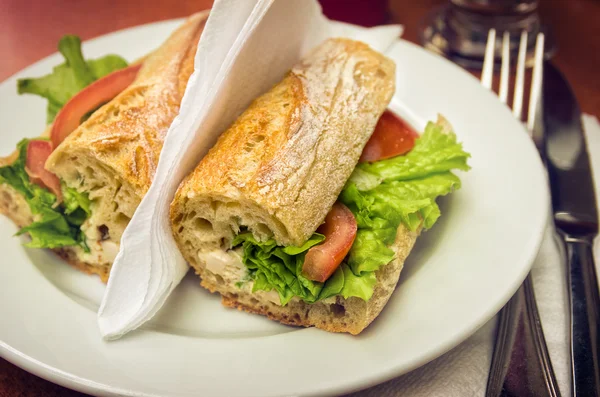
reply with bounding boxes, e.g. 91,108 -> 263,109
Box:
348,114 -> 600,397
97,0 -> 402,340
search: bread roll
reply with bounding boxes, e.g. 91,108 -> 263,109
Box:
48,11 -> 208,243
0,11 -> 209,281
170,38 -> 398,334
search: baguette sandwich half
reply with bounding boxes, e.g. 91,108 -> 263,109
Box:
170,38 -> 471,334
0,11 -> 208,281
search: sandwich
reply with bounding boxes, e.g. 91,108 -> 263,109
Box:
170,38 -> 471,334
0,11 -> 208,281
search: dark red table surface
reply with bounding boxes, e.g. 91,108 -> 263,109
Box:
1,0 -> 599,396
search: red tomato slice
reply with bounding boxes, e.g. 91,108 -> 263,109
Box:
25,140 -> 62,199
302,202 -> 357,283
360,110 -> 419,162
50,63 -> 142,148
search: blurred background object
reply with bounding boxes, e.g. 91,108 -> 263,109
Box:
318,0 -> 390,26
387,0 -> 600,118
420,0 -> 555,69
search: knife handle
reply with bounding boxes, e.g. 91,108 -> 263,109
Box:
486,274 -> 561,397
563,234 -> 600,397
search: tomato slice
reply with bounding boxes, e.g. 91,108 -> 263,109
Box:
302,202 -> 357,283
50,63 -> 142,148
25,140 -> 62,199
360,110 -> 419,162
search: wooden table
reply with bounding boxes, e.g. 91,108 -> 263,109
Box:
0,0 -> 598,395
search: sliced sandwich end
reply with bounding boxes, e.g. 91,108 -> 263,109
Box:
171,192 -> 295,258
185,223 -> 417,335
0,182 -> 111,282
48,147 -> 141,244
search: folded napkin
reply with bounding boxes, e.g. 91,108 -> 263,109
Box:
97,0 -> 402,339
348,114 -> 600,397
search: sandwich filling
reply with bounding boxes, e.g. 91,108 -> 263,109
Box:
210,116 -> 470,306
0,138 -> 91,249
0,36 -> 128,257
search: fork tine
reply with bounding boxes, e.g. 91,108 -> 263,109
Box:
499,32 -> 510,104
512,31 -> 528,120
481,29 -> 496,89
527,33 -> 545,132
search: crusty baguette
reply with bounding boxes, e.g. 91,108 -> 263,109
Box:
170,38 -> 399,334
47,10 -> 208,242
170,38 -> 395,250
0,11 -> 208,281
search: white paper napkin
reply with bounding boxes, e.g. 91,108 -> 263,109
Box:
348,114 -> 600,397
97,0 -> 402,339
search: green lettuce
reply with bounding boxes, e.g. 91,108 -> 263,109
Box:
341,121 -> 470,280
234,119 -> 471,305
358,121 -> 471,181
17,35 -> 128,123
0,139 -> 91,250
63,184 -> 92,225
233,232 -> 376,304
233,232 -> 325,305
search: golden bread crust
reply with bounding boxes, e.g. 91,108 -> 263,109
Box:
171,38 -> 396,248
47,10 -> 209,196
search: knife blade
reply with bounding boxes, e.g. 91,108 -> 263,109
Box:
543,62 -> 600,396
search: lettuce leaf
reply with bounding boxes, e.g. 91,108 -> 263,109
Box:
233,232 -> 377,304
234,119 -> 470,305
340,265 -> 377,301
340,120 -> 469,284
233,232 -> 325,305
17,35 -> 128,123
62,184 -> 91,225
357,121 -> 471,182
0,139 -> 90,250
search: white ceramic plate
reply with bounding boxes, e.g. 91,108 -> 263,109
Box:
0,19 -> 548,397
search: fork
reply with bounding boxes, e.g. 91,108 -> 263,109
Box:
482,30 -> 562,397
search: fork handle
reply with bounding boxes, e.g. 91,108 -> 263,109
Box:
563,234 -> 600,396
486,274 -> 561,397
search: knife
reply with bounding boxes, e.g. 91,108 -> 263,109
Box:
543,62 -> 600,396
